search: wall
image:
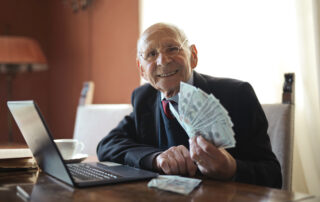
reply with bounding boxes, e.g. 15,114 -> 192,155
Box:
0,0 -> 140,143
0,0 -> 50,143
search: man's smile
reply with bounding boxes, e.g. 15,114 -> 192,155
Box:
157,69 -> 179,77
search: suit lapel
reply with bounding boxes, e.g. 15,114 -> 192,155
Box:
193,71 -> 210,94
139,89 -> 161,146
154,92 -> 161,146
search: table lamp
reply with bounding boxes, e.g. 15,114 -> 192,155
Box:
0,36 -> 48,142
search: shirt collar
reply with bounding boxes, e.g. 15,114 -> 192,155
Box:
161,71 -> 194,103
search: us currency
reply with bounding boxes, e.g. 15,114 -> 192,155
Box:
184,89 -> 208,124
194,95 -> 232,128
192,96 -> 222,128
170,82 -> 236,148
147,175 -> 202,195
179,82 -> 197,116
194,121 -> 235,148
170,103 -> 191,135
178,83 -> 209,132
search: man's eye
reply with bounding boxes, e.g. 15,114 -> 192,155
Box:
147,50 -> 157,58
166,46 -> 179,53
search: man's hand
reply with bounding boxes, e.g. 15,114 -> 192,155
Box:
153,145 -> 197,177
189,136 -> 237,180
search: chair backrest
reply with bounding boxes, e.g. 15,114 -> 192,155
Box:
73,104 -> 133,156
73,81 -> 133,155
261,73 -> 294,191
262,103 -> 294,190
78,81 -> 94,106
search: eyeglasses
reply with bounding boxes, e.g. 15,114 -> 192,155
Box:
139,39 -> 188,62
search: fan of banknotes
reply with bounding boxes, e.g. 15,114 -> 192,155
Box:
169,82 -> 236,148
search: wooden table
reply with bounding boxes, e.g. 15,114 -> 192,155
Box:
0,146 -> 316,202
0,163 -> 316,202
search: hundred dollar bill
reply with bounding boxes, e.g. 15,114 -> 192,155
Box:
182,88 -> 208,126
147,175 -> 202,195
194,95 -> 233,128
179,82 -> 197,116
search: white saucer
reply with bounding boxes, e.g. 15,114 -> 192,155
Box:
64,153 -> 88,163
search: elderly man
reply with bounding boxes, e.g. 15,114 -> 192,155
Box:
97,23 -> 282,188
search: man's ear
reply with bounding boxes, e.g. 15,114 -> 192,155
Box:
137,59 -> 147,80
190,45 -> 198,69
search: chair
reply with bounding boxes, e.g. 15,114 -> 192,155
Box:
78,81 -> 95,106
73,81 -> 133,156
73,104 -> 133,156
261,73 -> 295,191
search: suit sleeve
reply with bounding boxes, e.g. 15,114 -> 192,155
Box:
230,82 -> 282,188
96,90 -> 162,168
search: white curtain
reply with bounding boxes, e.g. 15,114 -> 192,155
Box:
292,0 -> 320,194
140,0 -> 320,194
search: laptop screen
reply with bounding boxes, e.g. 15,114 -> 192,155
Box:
7,100 -> 74,186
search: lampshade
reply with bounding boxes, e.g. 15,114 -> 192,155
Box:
0,36 -> 48,143
0,36 -> 48,73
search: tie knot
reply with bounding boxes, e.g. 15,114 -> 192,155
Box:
161,99 -> 175,119
162,99 -> 175,104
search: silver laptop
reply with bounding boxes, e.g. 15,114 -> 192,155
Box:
7,100 -> 158,188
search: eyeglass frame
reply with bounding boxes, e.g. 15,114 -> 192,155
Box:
138,39 -> 188,62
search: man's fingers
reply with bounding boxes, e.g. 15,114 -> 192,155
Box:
156,149 -> 181,174
186,157 -> 197,176
157,155 -> 170,173
155,145 -> 195,175
177,145 -> 197,176
189,137 -> 197,162
171,147 -> 187,175
166,152 -> 180,174
197,136 -> 219,154
190,136 -> 214,166
189,135 -> 237,179
190,136 -> 204,162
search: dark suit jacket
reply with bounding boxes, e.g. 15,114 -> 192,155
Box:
97,71 -> 282,188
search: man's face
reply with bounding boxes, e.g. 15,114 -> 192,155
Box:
137,26 -> 197,98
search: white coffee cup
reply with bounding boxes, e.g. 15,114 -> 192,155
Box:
54,139 -> 85,160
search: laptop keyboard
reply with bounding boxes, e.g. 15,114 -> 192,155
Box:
67,164 -> 119,181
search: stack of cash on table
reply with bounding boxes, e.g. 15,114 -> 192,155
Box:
169,82 -> 236,148
148,175 -> 202,195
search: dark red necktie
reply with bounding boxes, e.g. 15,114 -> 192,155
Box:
161,100 -> 175,119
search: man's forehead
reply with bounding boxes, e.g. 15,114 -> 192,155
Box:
138,27 -> 181,51
141,37 -> 179,47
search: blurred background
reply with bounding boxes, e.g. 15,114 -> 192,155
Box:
0,0 -> 319,195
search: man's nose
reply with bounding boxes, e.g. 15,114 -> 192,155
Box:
156,52 -> 171,66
